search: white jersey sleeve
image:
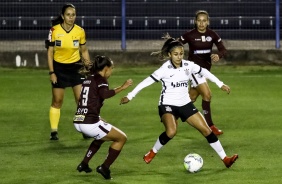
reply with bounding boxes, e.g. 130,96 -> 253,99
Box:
200,68 -> 224,88
126,76 -> 155,100
190,62 -> 224,88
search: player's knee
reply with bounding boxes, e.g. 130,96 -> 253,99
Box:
166,129 -> 177,138
201,128 -> 212,137
202,93 -> 212,101
120,133 -> 127,144
190,98 -> 196,102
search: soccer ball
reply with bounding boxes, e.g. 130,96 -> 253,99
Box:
183,153 -> 203,173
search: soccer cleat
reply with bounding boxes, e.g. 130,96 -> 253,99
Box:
50,131 -> 59,140
143,149 -> 156,164
96,165 -> 112,179
77,162 -> 92,173
210,125 -> 223,136
223,154 -> 238,168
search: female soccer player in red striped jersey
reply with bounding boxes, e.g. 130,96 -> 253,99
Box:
179,10 -> 227,135
74,55 -> 133,179
120,35 -> 238,168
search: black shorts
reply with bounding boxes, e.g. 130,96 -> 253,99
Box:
52,60 -> 85,88
158,102 -> 199,122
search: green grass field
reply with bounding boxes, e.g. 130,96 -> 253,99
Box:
1,65 -> 282,184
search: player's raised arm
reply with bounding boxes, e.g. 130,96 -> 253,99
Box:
120,76 -> 155,105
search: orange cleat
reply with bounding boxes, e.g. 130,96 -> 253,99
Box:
210,125 -> 223,136
143,149 -> 156,164
223,154 -> 238,168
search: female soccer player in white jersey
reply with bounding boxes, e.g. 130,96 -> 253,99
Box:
120,35 -> 238,168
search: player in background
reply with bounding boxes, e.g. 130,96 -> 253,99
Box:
46,4 -> 91,140
74,55 -> 133,179
120,35 -> 238,168
178,10 -> 227,135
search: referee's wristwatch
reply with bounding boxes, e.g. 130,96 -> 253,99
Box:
49,71 -> 55,75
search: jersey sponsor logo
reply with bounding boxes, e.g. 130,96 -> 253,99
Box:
196,36 -> 212,42
165,106 -> 172,112
201,36 -> 206,42
184,69 -> 190,75
83,80 -> 91,84
171,81 -> 188,88
73,115 -> 85,121
57,34 -> 64,38
77,108 -> 88,114
55,40 -> 61,47
93,134 -> 100,139
73,40 -> 79,47
193,49 -> 211,54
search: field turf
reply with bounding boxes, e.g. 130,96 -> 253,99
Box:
0,65 -> 282,184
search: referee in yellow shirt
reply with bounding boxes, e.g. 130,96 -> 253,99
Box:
46,3 -> 91,140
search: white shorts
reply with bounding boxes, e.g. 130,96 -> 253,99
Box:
190,73 -> 207,88
74,120 -> 112,140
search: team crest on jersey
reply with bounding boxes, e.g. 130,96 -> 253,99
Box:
206,36 -> 212,42
168,65 -> 173,69
165,106 -> 172,112
73,40 -> 79,47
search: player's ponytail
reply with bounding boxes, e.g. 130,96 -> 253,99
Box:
93,55 -> 113,72
79,55 -> 113,77
151,33 -> 176,61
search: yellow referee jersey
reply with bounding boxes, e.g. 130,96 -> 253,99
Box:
48,24 -> 86,64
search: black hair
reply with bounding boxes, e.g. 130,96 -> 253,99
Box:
51,3 -> 76,26
79,55 -> 113,76
151,33 -> 183,61
166,40 -> 184,53
92,55 -> 113,72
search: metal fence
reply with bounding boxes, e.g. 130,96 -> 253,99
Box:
0,0 -> 281,50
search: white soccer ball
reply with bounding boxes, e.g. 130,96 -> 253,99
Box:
183,153 -> 203,173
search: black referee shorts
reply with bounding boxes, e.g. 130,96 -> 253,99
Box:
52,60 -> 85,88
158,102 -> 199,122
